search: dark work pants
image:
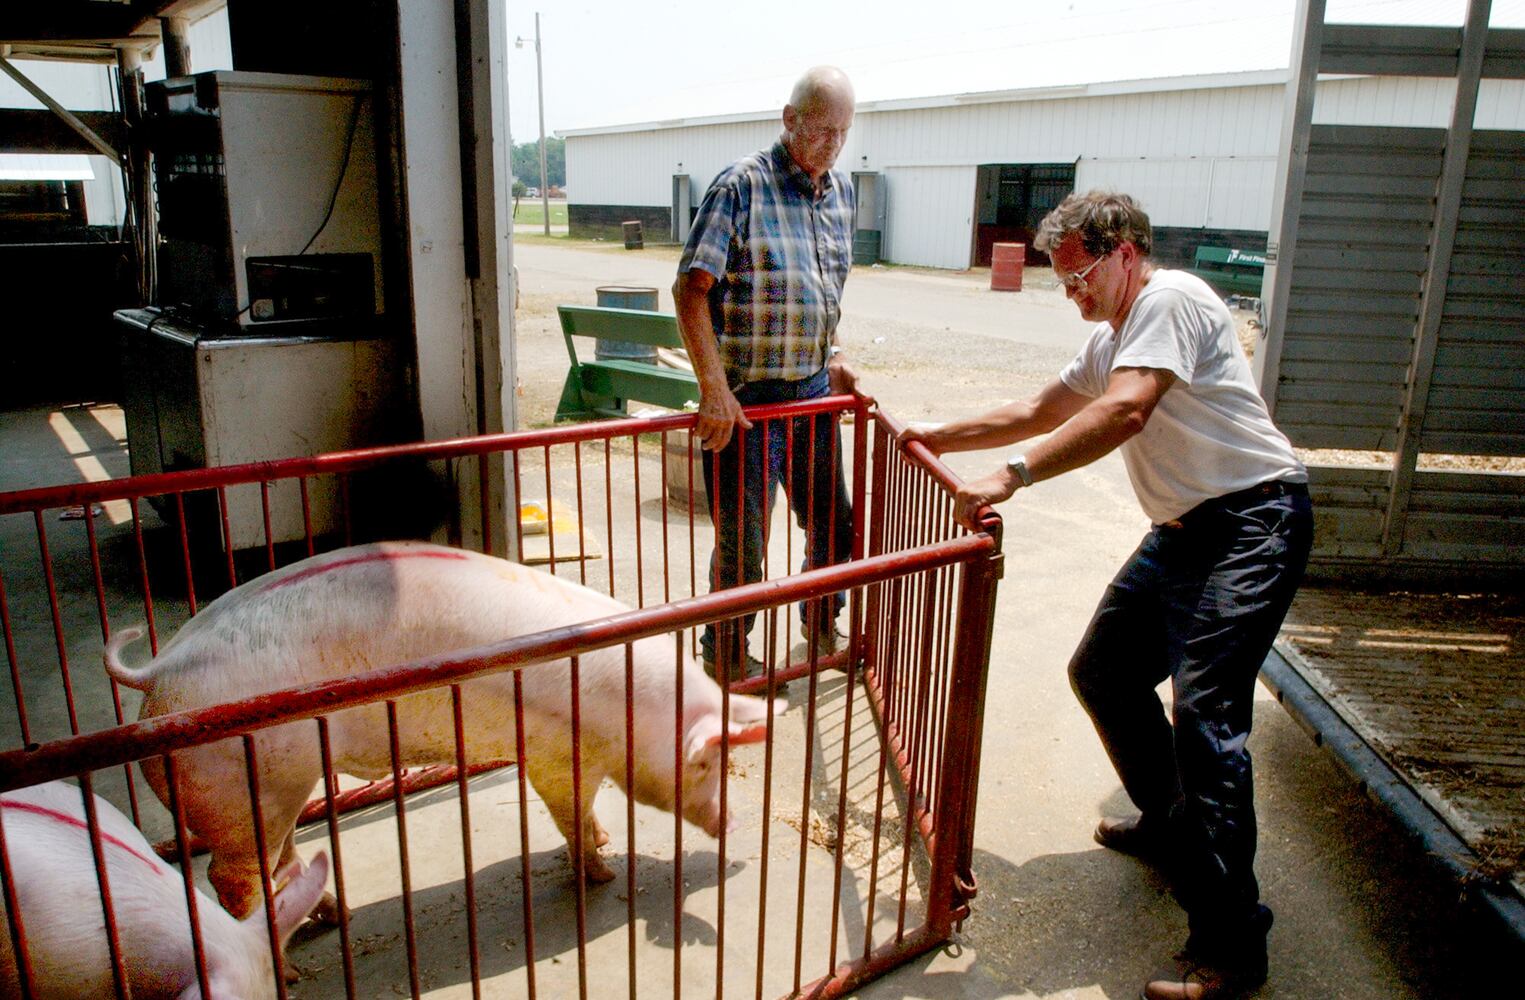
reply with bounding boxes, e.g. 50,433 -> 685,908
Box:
700,367 -> 854,659
1068,480 -> 1313,960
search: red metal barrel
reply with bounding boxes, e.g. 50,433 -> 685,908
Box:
990,242 -> 1024,292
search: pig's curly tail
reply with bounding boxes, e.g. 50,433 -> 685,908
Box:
103,626 -> 156,690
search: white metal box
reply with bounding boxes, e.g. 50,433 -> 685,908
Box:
148,71 -> 383,333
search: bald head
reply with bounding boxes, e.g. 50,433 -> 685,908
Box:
782,66 -> 855,182
789,66 -> 855,115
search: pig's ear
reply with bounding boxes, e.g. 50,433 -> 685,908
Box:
271,851 -> 330,944
726,694 -> 786,726
686,715 -> 724,765
727,721 -> 769,745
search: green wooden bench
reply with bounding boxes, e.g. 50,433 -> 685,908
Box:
1187,245 -> 1267,298
554,305 -> 700,421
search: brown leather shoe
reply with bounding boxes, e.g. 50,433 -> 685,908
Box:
1141,956 -> 1266,1000
1094,813 -> 1173,862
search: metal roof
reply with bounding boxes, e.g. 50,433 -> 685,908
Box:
558,68 -> 1292,138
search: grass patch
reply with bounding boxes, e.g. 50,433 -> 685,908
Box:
512,200 -> 569,226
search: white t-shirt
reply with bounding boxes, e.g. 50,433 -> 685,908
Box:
1059,268 -> 1306,523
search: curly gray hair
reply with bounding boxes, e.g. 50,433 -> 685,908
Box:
1034,191 -> 1153,258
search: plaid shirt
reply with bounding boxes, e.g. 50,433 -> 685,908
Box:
678,140 -> 856,384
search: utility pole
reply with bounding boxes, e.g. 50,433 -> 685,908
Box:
517,14 -> 551,236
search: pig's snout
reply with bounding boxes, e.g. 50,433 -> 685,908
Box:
686,797 -> 730,839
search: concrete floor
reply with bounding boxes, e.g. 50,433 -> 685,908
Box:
2,242 -> 1520,997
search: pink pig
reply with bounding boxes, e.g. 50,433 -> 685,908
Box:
0,779 -> 328,1000
104,542 -> 781,923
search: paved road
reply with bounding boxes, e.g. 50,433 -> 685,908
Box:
513,240 -> 1517,999
513,240 -> 1093,354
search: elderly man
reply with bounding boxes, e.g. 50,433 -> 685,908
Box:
903,191 -> 1313,1000
673,66 -> 861,677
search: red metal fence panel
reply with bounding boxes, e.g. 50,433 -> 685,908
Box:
0,398 -> 1002,999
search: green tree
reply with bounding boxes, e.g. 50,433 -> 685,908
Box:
511,138 -> 565,189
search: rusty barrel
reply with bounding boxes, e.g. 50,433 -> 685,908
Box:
990,242 -> 1024,292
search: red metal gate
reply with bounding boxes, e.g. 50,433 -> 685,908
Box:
0,396 -> 1001,999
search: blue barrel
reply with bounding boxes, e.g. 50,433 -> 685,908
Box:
594,285 -> 660,363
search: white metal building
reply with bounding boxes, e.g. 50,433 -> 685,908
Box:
562,69 -> 1525,269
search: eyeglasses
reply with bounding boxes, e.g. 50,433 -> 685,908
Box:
1058,248 -> 1115,292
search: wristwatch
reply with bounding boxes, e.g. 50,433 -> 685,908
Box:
1006,452 -> 1034,488
828,345 -> 845,359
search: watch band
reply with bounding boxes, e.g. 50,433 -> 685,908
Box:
1006,452 -> 1034,488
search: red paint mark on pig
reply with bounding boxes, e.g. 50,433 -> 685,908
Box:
262,549 -> 471,592
0,798 -> 162,873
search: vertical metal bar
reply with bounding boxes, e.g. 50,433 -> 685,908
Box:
606,438 -> 616,598
784,421 -> 795,669
570,655 -> 590,1000
624,643 -> 638,1000
240,735 -> 290,999
216,486 -> 237,589
258,481 -> 275,572
633,434 -> 645,608
169,492 -> 201,616
860,427 -> 889,684
575,440 -> 589,586
513,672 -> 539,999
385,702 -> 422,999
544,444 -> 557,574
480,448 -> 495,557
76,772 -> 131,1000
299,477 -> 316,557
826,586 -> 862,974
129,497 -> 160,655
792,593 -> 823,994
32,510 -> 79,734
673,631 -> 685,1000
452,685 -> 484,999
851,398 -> 869,562
910,556 -> 940,835
514,449 -> 527,565
660,431 -> 672,605
317,717 -> 358,999
0,568 -> 31,747
760,418 -> 771,589
716,611 -> 732,1000
0,787 -> 40,999
163,754 -> 215,1000
84,503 -> 111,646
687,428 -> 698,659
734,425 -> 746,667
754,607 -> 780,1000
861,692 -> 893,959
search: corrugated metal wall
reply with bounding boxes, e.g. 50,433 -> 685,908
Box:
566,120 -> 780,212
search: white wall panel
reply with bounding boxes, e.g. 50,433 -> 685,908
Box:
566,120 -> 780,207
565,72 -> 1524,270
881,165 -> 976,269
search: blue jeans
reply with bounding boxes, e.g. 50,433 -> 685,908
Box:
700,368 -> 854,660
1068,480 -> 1313,960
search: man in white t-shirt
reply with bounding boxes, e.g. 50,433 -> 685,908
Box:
902,191 -> 1312,1000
